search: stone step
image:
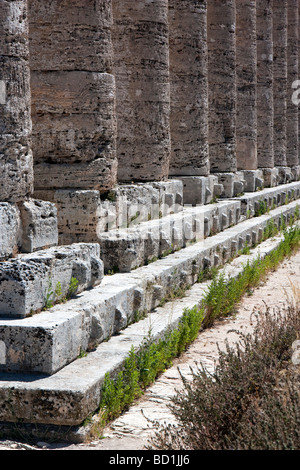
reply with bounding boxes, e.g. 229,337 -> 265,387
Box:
234,180 -> 300,217
99,199 -> 241,272
0,199 -> 298,376
98,181 -> 300,273
0,224 -> 294,432
0,243 -> 104,318
0,198 -> 58,261
34,180 -> 184,246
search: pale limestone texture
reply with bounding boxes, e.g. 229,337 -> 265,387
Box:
0,203 -> 21,260
273,0 -> 287,167
286,0 -> 299,168
236,0 -> 257,171
256,0 -> 274,169
18,199 -> 58,253
168,0 -> 209,177
0,0 -> 33,202
29,0 -> 118,191
0,243 -> 103,318
207,0 -> 236,173
112,0 -> 171,182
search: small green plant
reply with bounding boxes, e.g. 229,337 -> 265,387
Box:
149,303 -> 300,450
43,277 -> 79,310
44,280 -> 54,309
89,223 -> 300,436
67,276 -> 79,298
54,281 -> 63,302
255,199 -> 269,217
97,304 -> 205,429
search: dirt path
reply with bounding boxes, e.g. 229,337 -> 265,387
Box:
1,249 -> 299,451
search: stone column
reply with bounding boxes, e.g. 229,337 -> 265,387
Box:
29,0 -> 117,191
168,0 -> 209,178
207,0 -> 236,174
272,0 -> 287,168
236,0 -> 257,172
286,0 -> 299,174
0,0 -> 33,202
256,0 -> 275,185
112,0 -> 171,182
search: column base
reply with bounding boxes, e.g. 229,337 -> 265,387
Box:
260,168 -> 279,188
171,176 -> 223,205
277,167 -> 293,185
240,170 -> 264,192
290,166 -> 300,182
212,172 -> 246,198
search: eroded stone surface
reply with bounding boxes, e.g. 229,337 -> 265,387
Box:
257,0 -> 274,169
112,0 -> 171,182
207,0 -> 236,173
0,0 -> 33,202
29,0 -> 117,191
168,0 -> 209,177
0,203 -> 21,260
236,0 -> 257,171
18,199 -> 58,253
0,243 -> 103,318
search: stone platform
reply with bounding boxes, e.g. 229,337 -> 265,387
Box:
0,185 -> 299,435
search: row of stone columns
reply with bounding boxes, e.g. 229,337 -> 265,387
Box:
1,0 -> 300,205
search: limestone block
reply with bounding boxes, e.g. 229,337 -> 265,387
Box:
18,199 -> 58,253
262,168 -> 279,188
213,173 -> 246,198
178,176 -> 219,205
0,243 -> 103,318
240,170 -> 264,192
0,309 -> 90,375
0,203 -> 21,260
28,0 -> 113,72
34,181 -> 183,245
99,202 -> 240,273
34,189 -> 103,245
32,71 -> 117,191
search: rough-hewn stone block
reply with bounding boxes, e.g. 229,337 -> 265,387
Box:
18,199 -> 58,253
0,244 -> 103,318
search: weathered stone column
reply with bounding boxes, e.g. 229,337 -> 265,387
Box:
207,0 -> 236,174
256,0 -> 275,185
168,0 -> 209,178
0,0 -> 33,202
236,0 -> 257,172
272,0 -> 287,168
286,0 -> 299,173
112,0 -> 170,182
29,0 -> 117,191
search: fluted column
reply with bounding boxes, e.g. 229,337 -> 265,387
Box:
112,0 -> 170,182
168,0 -> 209,177
207,0 -> 237,173
286,0 -> 299,169
256,0 -> 274,169
0,0 -> 33,202
29,0 -> 118,191
273,0 -> 287,167
236,0 -> 257,171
